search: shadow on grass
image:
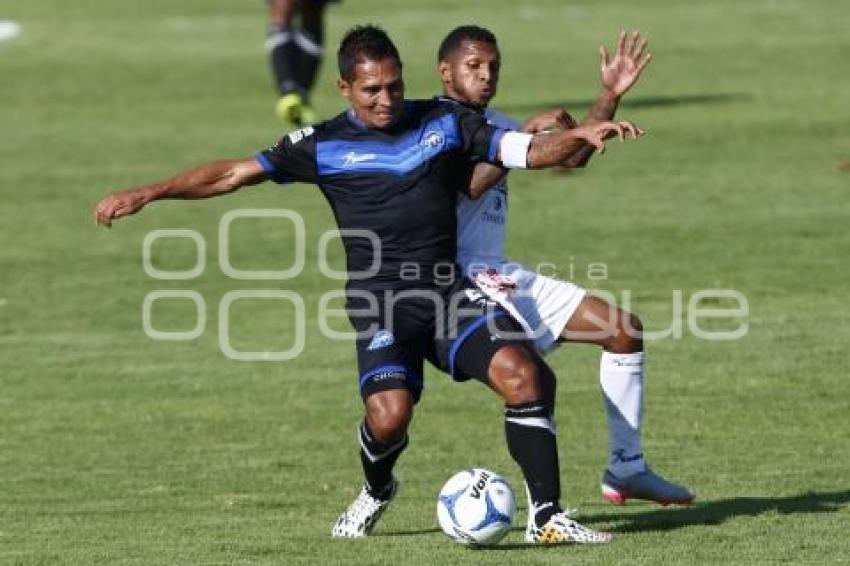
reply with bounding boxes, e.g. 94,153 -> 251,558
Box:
377,527 -> 562,553
498,92 -> 751,116
377,527 -> 442,537
582,489 -> 850,534
378,490 -> 849,542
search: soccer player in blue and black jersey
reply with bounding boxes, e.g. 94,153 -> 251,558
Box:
94,25 -> 642,544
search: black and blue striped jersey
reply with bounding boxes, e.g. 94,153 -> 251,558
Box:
257,99 -> 507,292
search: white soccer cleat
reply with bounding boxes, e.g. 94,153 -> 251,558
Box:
601,468 -> 694,506
331,479 -> 398,538
522,483 -> 606,545
525,511 -> 613,545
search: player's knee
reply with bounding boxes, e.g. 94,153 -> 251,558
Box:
488,346 -> 542,404
365,395 -> 413,445
608,311 -> 643,353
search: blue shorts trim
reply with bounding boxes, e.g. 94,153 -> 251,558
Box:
447,311 -> 507,376
359,364 -> 423,396
359,364 -> 408,388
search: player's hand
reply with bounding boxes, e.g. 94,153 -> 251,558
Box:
600,31 -> 652,98
93,190 -> 147,228
521,108 -> 578,134
570,120 -> 644,153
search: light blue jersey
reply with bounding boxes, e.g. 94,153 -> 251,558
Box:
456,108 -> 520,274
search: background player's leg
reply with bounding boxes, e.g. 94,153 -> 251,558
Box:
562,295 -> 693,504
267,0 -> 315,124
293,2 -> 325,99
267,0 -> 300,95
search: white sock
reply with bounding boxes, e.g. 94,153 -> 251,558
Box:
600,351 -> 646,477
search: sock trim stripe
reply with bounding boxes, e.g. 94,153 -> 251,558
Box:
358,430 -> 408,463
506,416 -> 556,434
265,31 -> 293,51
293,31 -> 322,55
600,351 -> 645,367
505,403 -> 547,416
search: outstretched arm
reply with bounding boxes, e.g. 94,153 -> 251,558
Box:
523,119 -> 642,169
93,158 -> 268,227
467,108 -> 579,199
468,117 -> 642,198
467,32 -> 651,196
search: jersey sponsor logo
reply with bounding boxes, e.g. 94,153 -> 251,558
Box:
367,329 -> 396,351
612,449 -> 645,463
492,195 -> 502,211
468,470 -> 491,499
421,130 -> 445,149
481,211 -> 505,225
342,151 -> 377,166
316,114 -> 460,176
287,126 -> 314,144
369,370 -> 404,382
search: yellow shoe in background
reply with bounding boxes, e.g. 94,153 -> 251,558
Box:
275,93 -> 305,126
275,93 -> 318,127
298,103 -> 318,126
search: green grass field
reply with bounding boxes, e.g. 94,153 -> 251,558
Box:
2,0 -> 849,564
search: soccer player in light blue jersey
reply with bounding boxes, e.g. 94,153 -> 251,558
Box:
437,26 -> 694,534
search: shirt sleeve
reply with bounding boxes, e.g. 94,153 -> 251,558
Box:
453,105 -> 508,165
502,116 -> 522,132
255,126 -> 319,185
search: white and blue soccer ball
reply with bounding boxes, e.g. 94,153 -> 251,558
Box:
436,468 -> 516,546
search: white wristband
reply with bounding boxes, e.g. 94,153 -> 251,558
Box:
499,131 -> 533,169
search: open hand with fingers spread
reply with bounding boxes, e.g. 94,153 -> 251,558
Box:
569,120 -> 644,153
600,30 -> 652,97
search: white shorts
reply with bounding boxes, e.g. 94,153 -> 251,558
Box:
471,262 -> 587,355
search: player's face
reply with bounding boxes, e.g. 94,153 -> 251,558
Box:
439,40 -> 500,108
339,57 -> 405,130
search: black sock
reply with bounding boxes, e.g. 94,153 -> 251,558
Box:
358,421 -> 407,500
293,29 -> 322,95
267,25 -> 306,97
504,401 -> 562,526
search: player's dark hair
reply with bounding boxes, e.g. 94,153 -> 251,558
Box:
438,25 -> 498,62
338,25 -> 402,82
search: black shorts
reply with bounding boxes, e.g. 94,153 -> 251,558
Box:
348,278 -> 529,403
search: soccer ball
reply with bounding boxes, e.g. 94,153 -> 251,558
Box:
436,468 -> 516,546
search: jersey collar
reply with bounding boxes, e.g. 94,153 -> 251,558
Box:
435,95 -> 487,115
